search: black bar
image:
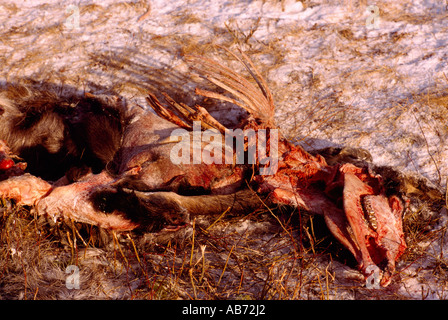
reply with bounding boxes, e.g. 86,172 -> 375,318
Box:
0,300 -> 435,319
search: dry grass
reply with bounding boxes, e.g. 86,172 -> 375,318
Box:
1,166 -> 445,300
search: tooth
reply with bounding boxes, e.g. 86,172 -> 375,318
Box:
362,197 -> 378,231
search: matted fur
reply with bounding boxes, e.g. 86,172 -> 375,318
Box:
0,84 -> 126,181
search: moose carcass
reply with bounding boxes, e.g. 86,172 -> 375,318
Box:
0,51 -> 406,287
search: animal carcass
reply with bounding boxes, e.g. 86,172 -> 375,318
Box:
0,51 -> 406,287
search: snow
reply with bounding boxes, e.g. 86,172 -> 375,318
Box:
1,0 -> 447,299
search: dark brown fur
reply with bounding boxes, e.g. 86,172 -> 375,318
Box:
0,85 -> 126,181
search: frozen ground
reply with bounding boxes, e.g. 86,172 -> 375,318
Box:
0,0 -> 447,300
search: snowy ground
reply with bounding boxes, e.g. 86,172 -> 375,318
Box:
0,0 -> 447,300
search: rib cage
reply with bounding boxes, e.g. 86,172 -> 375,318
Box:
147,50 -> 276,132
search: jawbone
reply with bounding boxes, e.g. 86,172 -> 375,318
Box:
335,164 -> 406,287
